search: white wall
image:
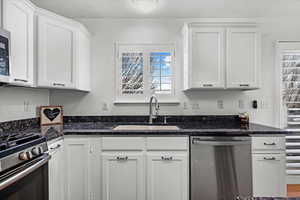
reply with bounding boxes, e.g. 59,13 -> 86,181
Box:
49,17 -> 300,127
0,87 -> 49,122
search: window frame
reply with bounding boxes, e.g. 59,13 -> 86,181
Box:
115,43 -> 177,103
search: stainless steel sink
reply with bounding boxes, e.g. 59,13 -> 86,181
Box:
113,125 -> 180,131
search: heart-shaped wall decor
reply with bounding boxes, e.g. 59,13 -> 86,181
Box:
43,108 -> 61,121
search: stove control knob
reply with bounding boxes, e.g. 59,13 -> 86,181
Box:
39,146 -> 44,154
31,147 -> 40,156
27,152 -> 32,160
19,152 -> 29,161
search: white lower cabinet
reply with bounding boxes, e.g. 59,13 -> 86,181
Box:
64,137 -> 91,200
64,136 -> 189,200
146,152 -> 188,200
252,154 -> 286,197
102,152 -> 145,200
48,140 -> 64,200
252,136 -> 286,197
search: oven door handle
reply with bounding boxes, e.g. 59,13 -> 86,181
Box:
0,154 -> 51,191
192,138 -> 251,146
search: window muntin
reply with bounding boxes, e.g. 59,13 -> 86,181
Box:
150,52 -> 172,94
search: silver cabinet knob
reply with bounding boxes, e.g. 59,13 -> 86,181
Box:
263,157 -> 276,161
161,156 -> 173,161
117,156 -> 128,161
264,142 -> 276,146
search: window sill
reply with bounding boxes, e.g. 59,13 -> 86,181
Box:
114,100 -> 180,105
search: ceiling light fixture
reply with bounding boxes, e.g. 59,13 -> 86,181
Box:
131,0 -> 159,14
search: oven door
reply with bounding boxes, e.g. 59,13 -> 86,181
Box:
0,154 -> 50,200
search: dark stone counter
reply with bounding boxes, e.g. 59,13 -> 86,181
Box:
0,115 -> 291,142
63,122 -> 287,136
238,198 -> 300,200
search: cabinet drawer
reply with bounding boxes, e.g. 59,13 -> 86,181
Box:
146,137 -> 188,150
102,137 -> 145,150
252,137 -> 285,151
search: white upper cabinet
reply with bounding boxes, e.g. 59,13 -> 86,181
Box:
76,28 -> 91,92
226,28 -> 261,89
2,0 -> 35,86
37,12 -> 77,89
1,0 -> 91,90
183,22 -> 261,90
184,26 -> 225,89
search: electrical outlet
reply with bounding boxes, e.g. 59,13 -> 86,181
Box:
183,102 -> 188,110
192,103 -> 200,110
102,102 -> 108,111
217,100 -> 224,109
23,100 -> 29,112
238,100 -> 245,109
260,100 -> 270,109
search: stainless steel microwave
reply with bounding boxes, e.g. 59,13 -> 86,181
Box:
0,28 -> 10,82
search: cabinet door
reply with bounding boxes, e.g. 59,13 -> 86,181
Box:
3,0 -> 34,86
37,14 -> 76,89
190,27 -> 225,89
64,138 -> 90,200
49,140 -> 64,200
76,29 -> 91,91
102,152 -> 145,200
226,28 -> 261,89
147,152 -> 188,200
252,154 -> 286,197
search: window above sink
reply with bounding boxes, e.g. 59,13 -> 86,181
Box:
114,43 -> 178,104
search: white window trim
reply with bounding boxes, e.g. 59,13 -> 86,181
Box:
114,43 -> 178,104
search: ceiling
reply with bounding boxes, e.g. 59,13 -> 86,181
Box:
30,0 -> 300,18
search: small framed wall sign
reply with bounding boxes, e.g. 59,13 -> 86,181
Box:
40,106 -> 63,126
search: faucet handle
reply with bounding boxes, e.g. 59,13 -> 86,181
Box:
164,116 -> 171,124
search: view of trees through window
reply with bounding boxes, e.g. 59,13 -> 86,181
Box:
121,51 -> 172,95
121,52 -> 144,94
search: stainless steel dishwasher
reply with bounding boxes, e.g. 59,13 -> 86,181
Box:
190,136 -> 252,200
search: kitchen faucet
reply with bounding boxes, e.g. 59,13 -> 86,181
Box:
149,95 -> 159,124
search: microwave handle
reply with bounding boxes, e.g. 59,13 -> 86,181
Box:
0,154 -> 50,191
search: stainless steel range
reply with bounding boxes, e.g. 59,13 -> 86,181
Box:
0,132 -> 49,200
190,136 -> 252,200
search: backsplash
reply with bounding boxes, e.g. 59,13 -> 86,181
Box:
0,118 -> 40,134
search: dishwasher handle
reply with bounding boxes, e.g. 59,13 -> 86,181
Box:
192,137 -> 251,146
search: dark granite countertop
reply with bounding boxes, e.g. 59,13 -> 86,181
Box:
62,122 -> 288,136
0,116 -> 292,142
237,198 -> 300,200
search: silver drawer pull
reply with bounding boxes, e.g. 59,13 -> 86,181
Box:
53,83 -> 65,87
264,142 -> 276,146
239,84 -> 250,87
50,144 -> 61,150
14,78 -> 28,83
263,157 -> 276,161
117,156 -> 128,161
203,84 -> 213,87
161,156 -> 173,161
